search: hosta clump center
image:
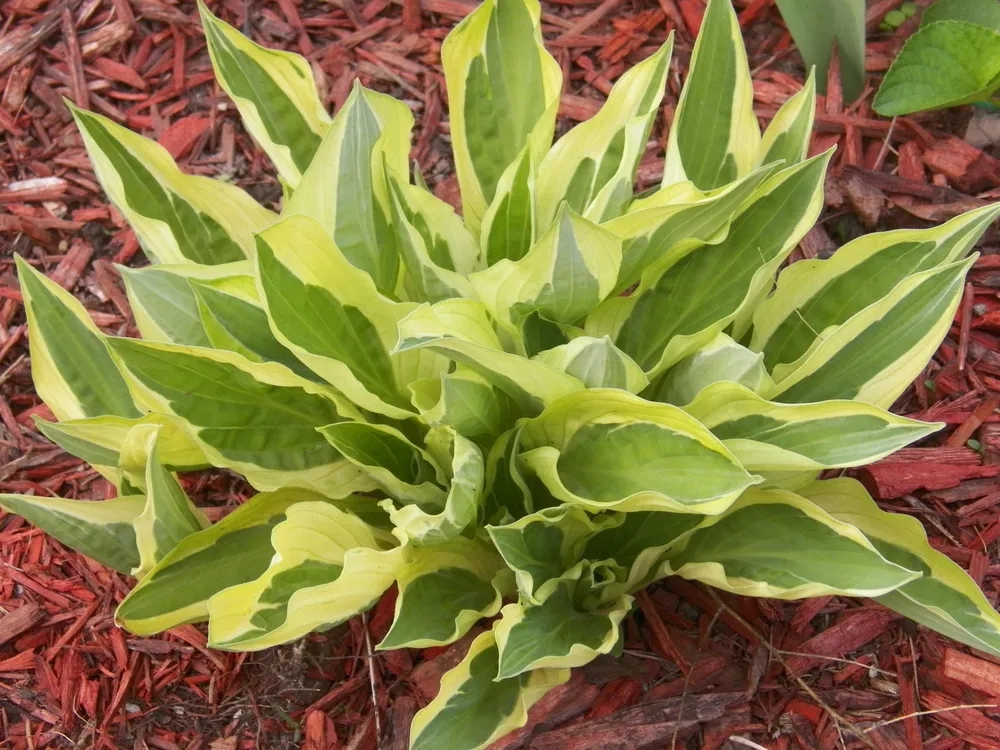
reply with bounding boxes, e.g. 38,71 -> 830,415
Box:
5,0 -> 1000,747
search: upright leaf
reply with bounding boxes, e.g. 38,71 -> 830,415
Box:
767,256 -> 976,408
441,0 -> 562,230
285,83 -> 412,291
663,0 -> 760,189
16,257 -> 140,422
774,0 -> 865,100
534,336 -> 649,393
536,38 -> 673,228
758,70 -> 817,168
479,146 -> 536,266
199,1 -> 332,187
69,105 -> 275,264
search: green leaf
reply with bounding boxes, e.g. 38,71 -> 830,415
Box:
519,389 -> 759,514
753,202 -> 1000,371
394,299 -> 585,415
408,630 -> 569,750
767,256 -> 976,408
774,0 -> 865,100
487,505 -> 613,603
684,382 -> 941,471
386,169 -> 477,303
482,426 -> 534,522
254,215 -> 418,418
494,582 -> 631,679
69,105 -> 275,265
472,204 -> 622,335
0,494 -> 144,574
663,0 -> 759,190
285,82 -> 411,291
758,70 -> 817,168
198,0 -> 331,186
873,21 -> 1000,116
921,0 -> 1000,31
409,368 -> 508,439
533,336 -> 649,393
379,538 -> 507,650
107,337 -> 373,496
536,38 -> 673,227
804,477 -> 1000,658
381,428 -> 485,546
662,486 -> 919,598
128,425 -> 209,578
16,256 -> 140,422
319,421 -> 447,507
35,413 -> 208,474
116,488 -> 317,633
206,501 -> 394,649
479,145 -> 536,267
653,333 -> 771,406
602,164 -> 775,294
118,262 -> 252,346
441,0 -> 562,231
605,151 -> 831,377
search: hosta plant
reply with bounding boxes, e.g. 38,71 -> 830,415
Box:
5,0 -> 1000,746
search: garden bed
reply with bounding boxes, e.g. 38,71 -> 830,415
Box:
2,0 -> 1000,747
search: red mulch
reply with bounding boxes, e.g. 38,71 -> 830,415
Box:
2,0 -> 1000,747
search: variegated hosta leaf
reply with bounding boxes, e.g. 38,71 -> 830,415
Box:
319,422 -> 447,507
285,83 -> 412,292
0,494 -> 144,574
381,428 -> 485,545
69,106 -> 275,265
106,338 -> 374,496
653,333 -> 771,406
519,389 -> 759,514
379,538 -> 509,650
35,413 -> 208,474
804,478 -> 1000,658
493,581 -> 632,679
198,1 -> 331,188
663,0 -> 760,189
118,261 -> 252,346
482,426 -> 534,522
125,424 -> 209,578
661,486 -> 919,599
207,501 -> 396,649
599,150 -> 831,378
254,215 -> 420,418
189,280 -> 318,380
582,511 -> 706,595
117,488 -> 320,633
534,336 -> 649,393
753,203 -> 1000,371
536,38 -> 673,228
487,505 -> 614,603
394,299 -> 585,415
408,630 -> 569,750
479,145 -> 536,266
409,368 -> 509,439
17,257 -> 140,423
758,70 -> 816,168
472,204 -> 622,337
684,382 -> 941,471
604,164 -> 775,294
767,256 -> 976,408
386,170 -> 477,302
441,0 -> 562,232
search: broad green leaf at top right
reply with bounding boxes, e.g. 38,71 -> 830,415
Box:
873,7 -> 1000,116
